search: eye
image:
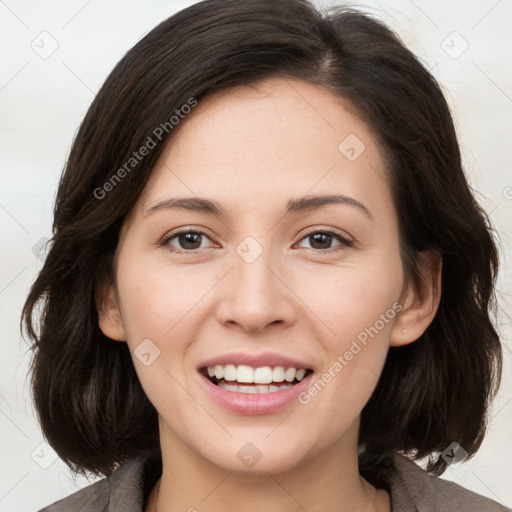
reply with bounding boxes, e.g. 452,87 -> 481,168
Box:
159,228 -> 353,254
160,229 -> 213,252
295,229 -> 353,252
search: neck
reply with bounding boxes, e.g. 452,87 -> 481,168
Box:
148,419 -> 389,512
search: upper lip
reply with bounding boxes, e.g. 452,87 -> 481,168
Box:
197,352 -> 314,371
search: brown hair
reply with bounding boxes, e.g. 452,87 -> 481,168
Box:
21,0 -> 503,478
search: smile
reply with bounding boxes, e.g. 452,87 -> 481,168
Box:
200,364 -> 313,393
197,364 -> 315,415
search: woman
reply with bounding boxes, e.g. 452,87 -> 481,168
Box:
22,0 -> 508,510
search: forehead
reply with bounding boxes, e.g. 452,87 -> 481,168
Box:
159,77 -> 374,164
136,77 -> 392,222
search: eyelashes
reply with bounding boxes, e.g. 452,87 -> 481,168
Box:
296,228 -> 353,251
159,227 -> 354,254
160,229 -> 213,252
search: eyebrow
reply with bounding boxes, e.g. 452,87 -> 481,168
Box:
144,193 -> 373,220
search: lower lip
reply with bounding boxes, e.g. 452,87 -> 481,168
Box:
197,371 -> 314,415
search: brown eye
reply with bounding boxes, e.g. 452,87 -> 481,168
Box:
296,230 -> 353,251
162,230 -> 212,252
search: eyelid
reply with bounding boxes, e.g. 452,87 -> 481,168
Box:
295,226 -> 354,250
158,226 -> 216,252
159,226 -> 354,253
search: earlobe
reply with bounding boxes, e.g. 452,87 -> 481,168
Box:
95,278 -> 127,342
390,250 -> 442,347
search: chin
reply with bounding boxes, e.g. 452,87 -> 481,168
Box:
197,437 -> 311,475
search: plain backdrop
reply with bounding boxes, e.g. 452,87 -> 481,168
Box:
1,0 -> 511,510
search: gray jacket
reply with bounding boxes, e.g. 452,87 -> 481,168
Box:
38,449 -> 510,511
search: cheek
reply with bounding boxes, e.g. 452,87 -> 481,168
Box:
297,271 -> 399,432
116,257 -> 219,340
298,257 -> 403,342
294,250 -> 402,405
116,260 -> 207,416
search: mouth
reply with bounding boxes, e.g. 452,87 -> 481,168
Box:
199,365 -> 314,394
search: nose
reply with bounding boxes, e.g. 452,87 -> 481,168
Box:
215,242 -> 298,334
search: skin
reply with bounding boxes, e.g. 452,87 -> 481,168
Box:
97,77 -> 442,512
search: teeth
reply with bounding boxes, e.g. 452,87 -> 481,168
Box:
219,382 -> 239,392
218,382 -> 295,393
214,365 -> 224,380
205,364 -> 310,384
254,366 -> 273,384
237,365 -> 254,383
224,364 -> 237,381
284,367 -> 296,382
272,366 -> 285,382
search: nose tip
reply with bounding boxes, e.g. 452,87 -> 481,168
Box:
215,250 -> 297,333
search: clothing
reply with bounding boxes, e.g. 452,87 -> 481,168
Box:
38,448 -> 510,511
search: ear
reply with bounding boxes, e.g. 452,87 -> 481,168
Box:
390,250 -> 442,347
95,277 -> 127,342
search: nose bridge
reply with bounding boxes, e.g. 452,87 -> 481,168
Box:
233,235 -> 281,307
216,235 -> 296,331
235,238 -> 275,293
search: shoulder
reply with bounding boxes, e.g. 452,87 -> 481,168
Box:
37,475 -> 110,512
37,449 -> 161,512
388,451 -> 511,511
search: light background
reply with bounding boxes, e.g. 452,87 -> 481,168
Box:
0,0 -> 511,510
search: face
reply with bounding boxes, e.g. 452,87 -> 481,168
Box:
98,77 -> 434,475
